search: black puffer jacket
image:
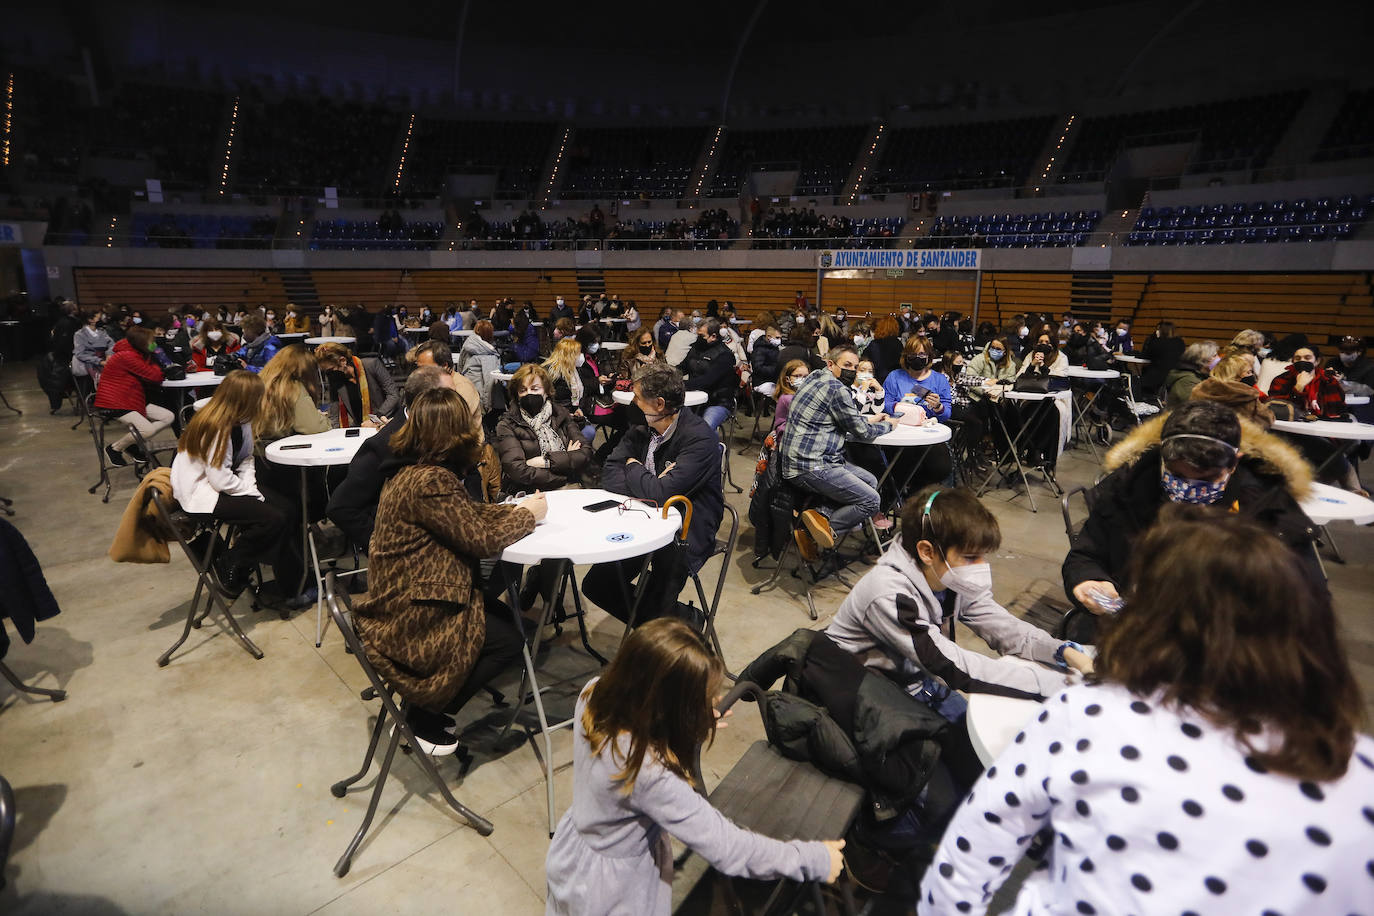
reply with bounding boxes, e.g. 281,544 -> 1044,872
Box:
493,400 -> 589,492
683,337 -> 737,409
740,628 -> 948,814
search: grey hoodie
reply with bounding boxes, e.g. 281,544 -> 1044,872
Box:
826,535 -> 1066,699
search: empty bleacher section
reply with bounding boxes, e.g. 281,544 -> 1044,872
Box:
867,116 -> 1055,192
562,127 -> 706,199
232,97 -> 403,196
708,126 -> 867,197
130,212 -> 278,249
1059,92 -> 1306,183
1132,273 -> 1372,342
404,119 -> 558,197
86,83 -> 227,187
9,68 -> 85,180
73,269 -> 289,312
1127,193 -> 1371,245
930,209 -> 1101,248
309,217 -> 444,251
1314,88 -> 1374,162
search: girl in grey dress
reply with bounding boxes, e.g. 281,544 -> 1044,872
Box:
544,619 -> 843,915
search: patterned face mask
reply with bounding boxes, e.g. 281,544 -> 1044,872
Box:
1161,466 -> 1229,505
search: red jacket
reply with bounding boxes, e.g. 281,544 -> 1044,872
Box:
94,338 -> 165,414
1267,365 -> 1346,419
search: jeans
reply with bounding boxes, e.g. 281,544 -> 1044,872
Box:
793,461 -> 880,537
112,403 -> 175,452
502,361 -> 522,373
700,405 -> 731,433
582,546 -> 690,625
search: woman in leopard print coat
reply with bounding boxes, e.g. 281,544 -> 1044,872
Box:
354,387 -> 547,752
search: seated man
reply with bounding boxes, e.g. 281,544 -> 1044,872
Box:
1062,398 -> 1320,642
581,362 -> 724,626
326,366 -> 454,551
411,339 -> 482,419
314,341 -> 400,426
776,343 -> 891,557
683,317 -> 738,433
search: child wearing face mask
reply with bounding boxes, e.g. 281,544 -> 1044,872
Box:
827,486 -> 1090,835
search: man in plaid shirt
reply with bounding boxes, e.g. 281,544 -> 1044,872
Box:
778,344 -> 893,554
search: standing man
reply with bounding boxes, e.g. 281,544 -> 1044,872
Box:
778,344 -> 892,557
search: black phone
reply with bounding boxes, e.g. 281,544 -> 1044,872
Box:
345,428 -> 361,438
583,499 -> 620,513
280,443 -> 312,451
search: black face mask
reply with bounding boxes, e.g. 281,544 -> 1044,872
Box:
518,393 -> 545,415
624,403 -> 647,427
1240,375 -> 1257,387
638,344 -> 653,355
838,368 -> 857,386
1292,360 -> 1315,373
904,354 -> 929,373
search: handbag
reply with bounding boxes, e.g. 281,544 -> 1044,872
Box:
161,364 -> 187,382
212,353 -> 238,376
1012,373 -> 1050,394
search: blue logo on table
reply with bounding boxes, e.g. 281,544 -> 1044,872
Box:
606,532 -> 634,543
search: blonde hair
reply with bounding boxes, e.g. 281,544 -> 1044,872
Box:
178,371 -> 265,466
1210,353 -> 1255,384
258,345 -> 322,439
542,338 -> 583,386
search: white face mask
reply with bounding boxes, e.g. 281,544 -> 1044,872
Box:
588,343 -> 599,354
1018,326 -> 1029,338
267,313 -> 276,320
856,372 -> 873,382
853,335 -> 868,347
165,330 -> 177,339
1258,347 -> 1272,358
769,336 -> 781,346
939,560 -> 993,597
575,353 -> 585,367
131,317 -> 142,324
1116,327 -> 1128,337
208,330 -> 223,342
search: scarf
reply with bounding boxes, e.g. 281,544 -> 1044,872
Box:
337,355 -> 372,427
521,400 -> 564,457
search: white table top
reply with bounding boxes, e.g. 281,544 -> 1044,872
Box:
192,396 -> 214,411
1347,395 -> 1370,406
597,317 -> 627,323
1065,366 -> 1120,380
872,422 -> 953,447
500,488 -> 681,565
492,371 -> 515,383
276,332 -> 309,341
967,692 -> 1043,766
731,318 -> 753,325
600,341 -> 629,351
161,371 -> 225,389
530,321 -> 544,327
1300,482 -> 1374,526
1113,354 -> 1149,364
304,336 -> 355,346
611,389 -> 708,407
265,427 -> 376,467
1272,418 -> 1374,441
402,326 -> 430,335
1001,389 -> 1072,403
452,329 -> 475,337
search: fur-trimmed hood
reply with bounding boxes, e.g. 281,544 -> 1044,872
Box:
1103,413 -> 1312,500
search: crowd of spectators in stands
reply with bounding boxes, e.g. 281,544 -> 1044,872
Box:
454,207 -> 739,251
751,207 -> 899,250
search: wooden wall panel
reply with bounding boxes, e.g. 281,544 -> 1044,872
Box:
74,269 -> 288,313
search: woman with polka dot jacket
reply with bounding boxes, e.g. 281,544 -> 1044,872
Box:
922,509 -> 1371,915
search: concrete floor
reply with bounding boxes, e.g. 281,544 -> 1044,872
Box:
1,365 -> 1370,916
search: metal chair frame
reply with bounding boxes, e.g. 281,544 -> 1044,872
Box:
0,659 -> 68,703
85,396 -> 174,503
322,572 -> 493,878
0,774 -> 13,892
150,490 -> 264,665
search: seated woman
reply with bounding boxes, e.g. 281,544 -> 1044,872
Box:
771,359 -> 811,438
879,335 -> 954,491
494,364 -> 589,492
353,387 -> 547,754
1063,399 -> 1318,643
235,314 -> 281,373
1165,340 -> 1219,407
314,341 -> 400,428
576,326 -> 617,445
170,370 -> 304,602
925,509 -> 1371,915
93,325 -> 175,467
620,326 -> 662,384
543,338 -> 593,443
1267,342 -> 1364,493
510,313 -> 539,368
190,319 -> 241,371
256,345 -> 330,447
1010,342 -> 1068,471
456,319 -> 501,415
71,307 -> 114,401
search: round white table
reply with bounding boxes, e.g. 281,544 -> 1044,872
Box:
1064,366 -> 1120,380
731,318 -> 754,325
872,421 -> 952,448
276,333 -> 309,344
1347,395 -> 1370,407
967,693 -> 1043,765
304,336 -> 355,347
612,389 -> 708,407
402,327 -> 430,336
161,371 -> 224,390
600,341 -> 628,351
452,329 -> 475,338
980,389 -> 1072,512
1300,482 -> 1374,526
597,318 -> 627,324
192,396 -> 214,412
492,371 -> 515,384
497,487 -> 682,833
1113,354 -> 1149,365
1272,418 -> 1374,440
530,321 -> 544,328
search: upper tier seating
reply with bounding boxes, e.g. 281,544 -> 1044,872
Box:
87,83 -> 228,186
1060,92 -> 1306,182
708,126 -> 867,197
233,97 -> 403,196
562,126 -> 706,199
309,218 -> 444,251
929,210 -> 1102,248
1314,88 -> 1374,162
405,119 -> 558,198
867,116 -> 1055,192
752,210 -> 904,250
1125,194 -> 1372,245
9,68 -> 85,180
130,212 -> 278,249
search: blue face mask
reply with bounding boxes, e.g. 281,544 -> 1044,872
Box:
989,348 -> 1005,361
1161,467 -> 1229,505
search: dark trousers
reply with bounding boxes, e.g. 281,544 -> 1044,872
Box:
212,486 -> 303,591
582,546 -> 689,625
409,602 -> 525,730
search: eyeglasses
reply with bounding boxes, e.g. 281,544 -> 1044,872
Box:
618,498 -> 656,518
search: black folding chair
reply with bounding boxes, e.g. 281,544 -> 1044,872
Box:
149,489 -> 264,665
676,681 -> 863,915
0,774 -> 13,892
322,572 -> 493,878
1057,485 -> 1098,641
0,657 -> 67,703
85,397 -> 174,503
686,503 -> 738,670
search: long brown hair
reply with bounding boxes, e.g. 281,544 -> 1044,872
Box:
621,327 -> 660,375
391,387 -> 482,468
257,344 -> 322,439
582,618 -> 723,792
777,358 -> 810,396
124,325 -> 155,356
178,370 -> 265,465
1095,508 -> 1361,781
